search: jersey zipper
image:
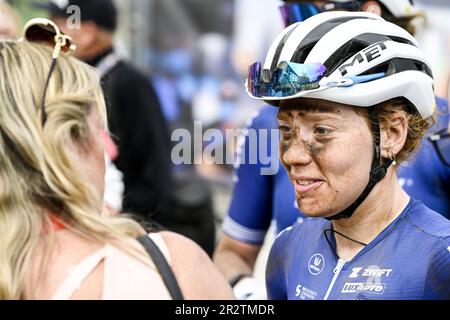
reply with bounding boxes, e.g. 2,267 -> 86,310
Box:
323,259 -> 346,300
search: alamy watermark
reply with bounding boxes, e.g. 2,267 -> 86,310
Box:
66,5 -> 81,29
51,0 -> 81,29
171,121 -> 280,176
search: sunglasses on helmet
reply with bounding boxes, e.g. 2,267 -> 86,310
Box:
246,60 -> 385,100
21,18 -> 76,126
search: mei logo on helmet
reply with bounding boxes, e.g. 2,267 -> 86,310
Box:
339,41 -> 387,76
308,254 -> 325,275
341,282 -> 387,295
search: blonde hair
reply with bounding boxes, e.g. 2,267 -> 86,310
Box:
0,41 -> 148,299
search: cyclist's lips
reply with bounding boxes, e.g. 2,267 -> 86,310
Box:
291,176 -> 325,194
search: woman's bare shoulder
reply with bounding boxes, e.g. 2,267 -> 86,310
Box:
23,230 -> 104,299
158,231 -> 235,300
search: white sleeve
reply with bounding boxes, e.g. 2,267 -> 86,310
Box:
103,155 -> 124,211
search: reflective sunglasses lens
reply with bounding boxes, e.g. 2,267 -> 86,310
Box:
247,61 -> 262,97
248,61 -> 326,98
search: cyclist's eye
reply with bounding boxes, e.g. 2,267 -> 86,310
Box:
314,126 -> 332,136
279,125 -> 293,139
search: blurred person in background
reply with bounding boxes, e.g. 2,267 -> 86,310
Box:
0,0 -> 20,39
392,2 -> 450,217
426,101 -> 450,188
214,0 -> 444,300
397,101 -> 450,215
0,22 -> 234,299
231,0 -> 284,79
432,110 -> 450,165
151,45 -> 219,257
35,0 -> 173,224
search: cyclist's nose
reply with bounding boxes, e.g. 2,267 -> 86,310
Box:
280,136 -> 313,168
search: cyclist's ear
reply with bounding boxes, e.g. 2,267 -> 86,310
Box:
360,1 -> 383,16
380,111 -> 408,161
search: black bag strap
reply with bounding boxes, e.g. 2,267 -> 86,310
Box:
137,235 -> 184,300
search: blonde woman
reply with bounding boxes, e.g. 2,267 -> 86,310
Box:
0,24 -> 234,300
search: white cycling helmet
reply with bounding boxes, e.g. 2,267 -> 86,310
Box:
246,11 -> 435,119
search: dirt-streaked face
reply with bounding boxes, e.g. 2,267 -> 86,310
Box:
278,99 -> 374,218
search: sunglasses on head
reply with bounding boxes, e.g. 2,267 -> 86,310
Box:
20,18 -> 76,126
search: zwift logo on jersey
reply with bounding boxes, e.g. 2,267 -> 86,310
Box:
308,254 -> 325,275
348,266 -> 393,278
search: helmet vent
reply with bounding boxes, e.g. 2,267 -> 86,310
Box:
385,35 -> 416,46
290,16 -> 369,64
358,58 -> 433,78
322,33 -> 416,76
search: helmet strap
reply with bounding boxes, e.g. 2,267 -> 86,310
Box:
326,106 -> 393,220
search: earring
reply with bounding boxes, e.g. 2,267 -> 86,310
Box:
388,150 -> 397,167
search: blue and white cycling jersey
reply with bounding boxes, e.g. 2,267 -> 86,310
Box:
266,199 -> 450,300
398,97 -> 450,218
223,106 -> 303,244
